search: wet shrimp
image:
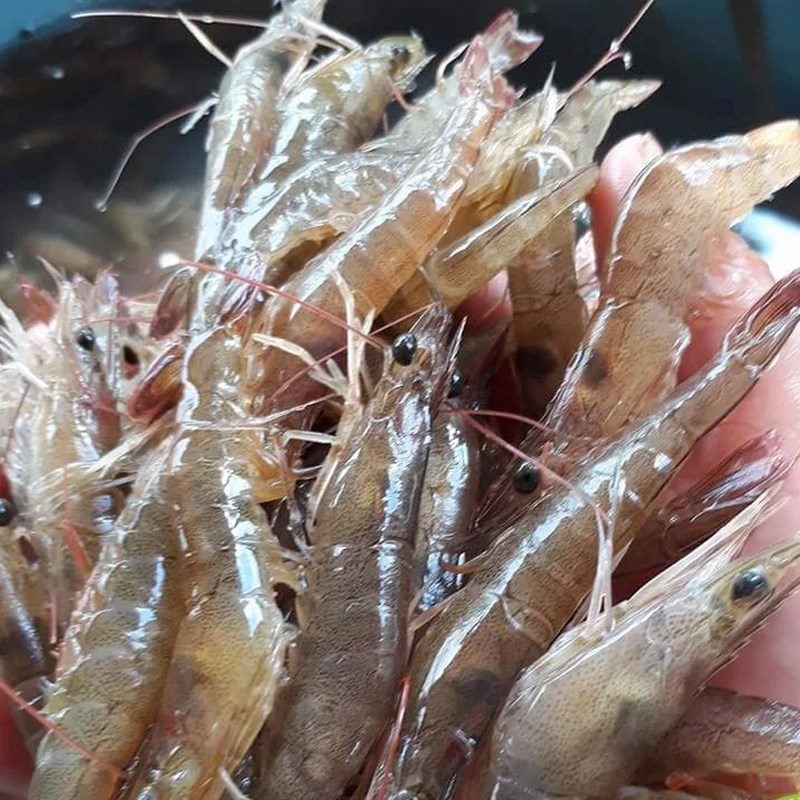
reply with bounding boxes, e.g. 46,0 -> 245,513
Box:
505,80 -> 659,417
253,306 -> 453,800
380,270 -> 800,800
635,687 -> 800,795
545,120 -> 800,445
481,120 -> 800,531
619,431 -> 790,576
244,40 -> 511,417
196,0 -> 326,258
488,507 -> 800,800
29,439 -> 182,800
123,326 -> 294,800
216,14 -> 536,321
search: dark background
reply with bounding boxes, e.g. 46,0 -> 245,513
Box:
0,0 -> 797,290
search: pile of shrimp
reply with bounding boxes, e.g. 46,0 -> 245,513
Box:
3,2 -> 800,799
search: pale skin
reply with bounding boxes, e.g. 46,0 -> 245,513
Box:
0,134 -> 798,795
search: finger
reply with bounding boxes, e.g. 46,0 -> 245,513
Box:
588,132 -> 662,275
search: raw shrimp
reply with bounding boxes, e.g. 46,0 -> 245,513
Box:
254,34 -> 427,197
10,278 -> 121,633
506,80 -> 659,417
386,166 -> 599,319
124,326 -> 294,800
544,120 -> 800,445
217,15 -> 535,320
488,513 -> 800,800
481,120 -> 800,530
253,306 -> 454,800
636,687 -> 800,794
414,388 -> 482,612
382,270 -> 800,800
196,0 -> 325,257
29,440 -> 182,800
244,41 -> 511,416
619,431 -> 790,576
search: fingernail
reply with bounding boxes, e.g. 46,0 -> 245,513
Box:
702,231 -> 771,307
635,131 -> 662,162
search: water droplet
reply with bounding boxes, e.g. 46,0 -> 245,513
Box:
93,199 -> 107,213
19,139 -> 31,151
26,192 -> 42,208
43,65 -> 65,80
622,51 -> 633,70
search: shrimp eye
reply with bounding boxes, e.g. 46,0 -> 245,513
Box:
391,44 -> 411,67
123,345 -> 139,366
392,333 -> 418,366
448,370 -> 465,399
0,498 -> 16,526
513,462 -> 540,494
731,567 -> 770,603
76,326 -> 96,351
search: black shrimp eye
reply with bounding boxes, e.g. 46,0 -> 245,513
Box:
448,370 -> 465,399
513,462 -> 540,494
391,44 -> 411,67
122,345 -> 139,366
392,333 -> 418,366
0,498 -> 16,526
76,326 -> 96,351
731,567 -> 770,603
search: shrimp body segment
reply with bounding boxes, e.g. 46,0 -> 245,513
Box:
385,270 -> 800,800
254,307 -> 453,800
125,327 -> 292,800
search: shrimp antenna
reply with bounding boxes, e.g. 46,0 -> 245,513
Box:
177,11 -> 232,68
566,0 -> 655,101
95,98 -> 216,210
71,9 -> 270,29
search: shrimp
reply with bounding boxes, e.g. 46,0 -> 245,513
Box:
196,0 -> 325,257
381,269 -> 800,800
123,326 -> 294,800
386,165 -> 599,320
252,306 -> 454,800
506,80 -> 659,417
619,431 -> 790,576
244,41 -> 511,416
481,120 -> 800,530
636,687 -> 800,795
6,277 -> 122,634
29,439 -> 183,800
414,386 -> 482,612
216,15 -> 534,321
544,120 -> 800,445
254,34 -> 427,197
488,511 -> 800,800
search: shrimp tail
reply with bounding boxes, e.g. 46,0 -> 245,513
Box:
722,268 -> 800,367
126,341 -> 185,422
479,10 -> 542,73
458,37 -> 515,111
619,431 -> 791,575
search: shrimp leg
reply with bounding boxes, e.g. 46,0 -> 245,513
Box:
383,270 -> 800,800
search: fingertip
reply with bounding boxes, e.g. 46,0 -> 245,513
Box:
589,132 -> 662,274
